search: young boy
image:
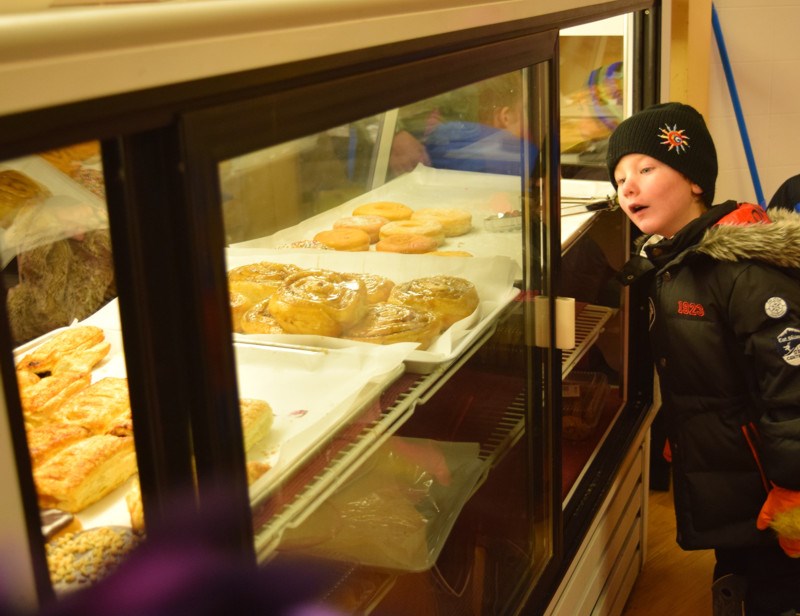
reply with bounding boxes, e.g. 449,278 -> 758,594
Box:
608,102 -> 800,616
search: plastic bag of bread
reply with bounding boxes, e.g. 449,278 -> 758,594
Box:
1,156 -> 114,344
277,436 -> 483,571
6,226 -> 115,344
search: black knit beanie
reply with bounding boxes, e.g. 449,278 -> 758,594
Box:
606,102 -> 717,205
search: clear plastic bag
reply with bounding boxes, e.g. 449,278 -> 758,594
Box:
0,156 -> 108,268
278,436 -> 484,571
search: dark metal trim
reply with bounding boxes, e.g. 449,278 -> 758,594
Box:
101,130 -> 202,535
0,1 -> 650,161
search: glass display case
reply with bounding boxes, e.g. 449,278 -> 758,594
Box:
0,1 -> 658,614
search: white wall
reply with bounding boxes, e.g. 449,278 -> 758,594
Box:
707,0 -> 800,206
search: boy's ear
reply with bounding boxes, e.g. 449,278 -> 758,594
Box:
690,182 -> 704,196
494,105 -> 512,129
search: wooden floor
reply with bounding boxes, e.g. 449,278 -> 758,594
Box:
621,487 -> 717,616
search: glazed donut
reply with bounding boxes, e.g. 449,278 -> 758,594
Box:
268,269 -> 368,337
349,273 -> 395,303
375,234 -> 439,254
352,201 -> 413,222
379,219 -> 445,247
240,299 -> 286,335
333,215 -> 389,244
343,302 -> 441,350
313,228 -> 371,251
411,208 -> 472,237
228,262 -> 302,304
428,250 -> 474,257
388,275 -> 479,331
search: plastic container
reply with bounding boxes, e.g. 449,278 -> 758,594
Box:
561,371 -> 609,440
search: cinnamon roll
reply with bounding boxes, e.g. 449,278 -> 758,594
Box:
343,302 -> 440,350
388,275 -> 479,331
240,299 -> 285,335
268,269 -> 368,337
227,262 -> 302,305
349,273 -> 395,304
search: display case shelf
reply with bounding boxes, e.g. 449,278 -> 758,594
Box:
251,317 -> 508,560
562,303 -> 616,377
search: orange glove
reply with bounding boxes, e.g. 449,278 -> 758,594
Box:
757,485 -> 800,558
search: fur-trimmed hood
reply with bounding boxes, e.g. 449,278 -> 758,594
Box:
697,206 -> 800,269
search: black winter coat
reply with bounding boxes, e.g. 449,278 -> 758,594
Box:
620,201 -> 800,550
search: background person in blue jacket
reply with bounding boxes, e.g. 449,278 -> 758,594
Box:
767,173 -> 800,213
609,102 -> 800,616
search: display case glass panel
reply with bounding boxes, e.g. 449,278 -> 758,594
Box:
560,15 -> 629,181
211,56 -> 559,612
0,141 -> 144,593
558,13 -> 634,507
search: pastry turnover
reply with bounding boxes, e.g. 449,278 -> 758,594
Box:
126,477 -> 144,533
343,302 -> 441,350
269,269 -> 368,337
246,460 -> 273,485
17,325 -> 109,376
239,398 -> 274,451
25,423 -> 91,470
54,377 -> 132,436
19,372 -> 92,427
388,275 -> 480,331
34,434 -> 137,513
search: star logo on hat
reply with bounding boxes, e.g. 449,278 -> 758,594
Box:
658,124 -> 690,153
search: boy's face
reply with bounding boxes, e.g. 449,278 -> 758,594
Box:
613,153 -> 706,238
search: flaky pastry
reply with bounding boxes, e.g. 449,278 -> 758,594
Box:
20,372 -> 92,427
54,377 -> 132,436
240,398 -> 275,451
17,325 -> 108,376
34,434 -> 137,513
26,423 -> 91,470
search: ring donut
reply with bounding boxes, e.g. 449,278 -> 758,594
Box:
352,201 -> 413,222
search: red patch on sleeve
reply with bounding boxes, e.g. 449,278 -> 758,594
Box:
717,203 -> 771,226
